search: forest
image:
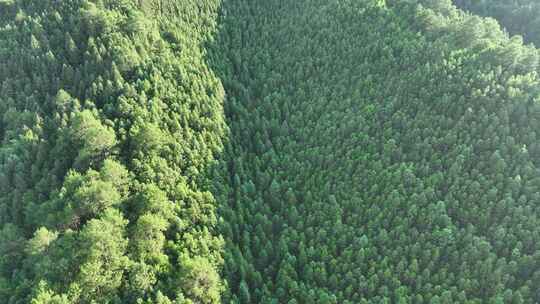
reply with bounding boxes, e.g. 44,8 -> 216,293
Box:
454,0 -> 540,46
1,0 -> 540,303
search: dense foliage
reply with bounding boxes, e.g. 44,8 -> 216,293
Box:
454,0 -> 540,46
2,0 -> 540,303
0,0 -> 226,303
211,0 -> 540,303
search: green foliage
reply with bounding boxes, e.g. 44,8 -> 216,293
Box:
72,209 -> 129,303
0,0 -> 225,303
69,110 -> 117,170
31,282 -> 70,304
177,255 -> 223,304
3,0 -> 540,303
454,0 -> 540,46
210,0 -> 540,302
26,228 -> 58,256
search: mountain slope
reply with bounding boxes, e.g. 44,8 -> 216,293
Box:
454,0 -> 540,46
2,0 -> 540,303
0,0 -> 225,303
211,0 -> 540,303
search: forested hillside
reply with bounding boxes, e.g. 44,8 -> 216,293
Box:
454,0 -> 540,46
211,0 -> 540,302
0,0 -> 226,303
2,0 -> 540,303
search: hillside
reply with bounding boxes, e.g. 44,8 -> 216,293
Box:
0,0 -> 226,302
454,0 -> 540,46
2,0 -> 540,303
211,0 -> 540,302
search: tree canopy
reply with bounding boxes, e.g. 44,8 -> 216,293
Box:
454,0 -> 540,46
2,0 -> 540,303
